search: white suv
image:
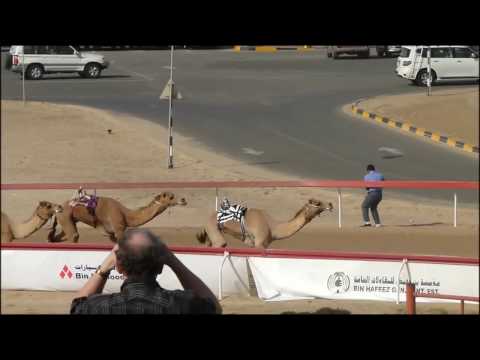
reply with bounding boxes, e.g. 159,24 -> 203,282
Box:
9,45 -> 109,80
396,45 -> 479,86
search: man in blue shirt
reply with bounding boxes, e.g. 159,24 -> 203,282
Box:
362,164 -> 384,227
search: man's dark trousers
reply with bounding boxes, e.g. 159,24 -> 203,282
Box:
362,192 -> 382,224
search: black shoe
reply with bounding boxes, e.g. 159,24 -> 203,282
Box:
360,223 -> 372,227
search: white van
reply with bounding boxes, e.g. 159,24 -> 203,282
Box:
396,46 -> 479,86
10,45 -> 109,80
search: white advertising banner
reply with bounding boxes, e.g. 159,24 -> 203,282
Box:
1,250 -> 249,297
248,257 -> 479,303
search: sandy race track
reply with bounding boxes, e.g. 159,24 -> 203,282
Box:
1,100 -> 478,314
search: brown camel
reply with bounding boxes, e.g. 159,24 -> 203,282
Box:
48,192 -> 187,243
196,198 -> 333,249
1,201 -> 63,242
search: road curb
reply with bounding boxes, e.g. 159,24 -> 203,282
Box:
350,104 -> 479,154
233,46 -> 314,52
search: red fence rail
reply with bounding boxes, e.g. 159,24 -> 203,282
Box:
1,180 -> 479,190
405,283 -> 480,314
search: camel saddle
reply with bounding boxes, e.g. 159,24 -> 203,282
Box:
69,187 -> 98,218
217,198 -> 248,240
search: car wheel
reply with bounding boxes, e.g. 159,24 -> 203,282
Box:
327,51 -> 332,58
333,52 -> 339,59
416,69 -> 437,86
361,51 -> 370,58
26,64 -> 43,80
84,63 -> 102,78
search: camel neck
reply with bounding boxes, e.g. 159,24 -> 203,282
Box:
9,212 -> 47,239
124,202 -> 169,227
272,208 -> 310,240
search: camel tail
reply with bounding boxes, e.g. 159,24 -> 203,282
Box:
196,229 -> 212,246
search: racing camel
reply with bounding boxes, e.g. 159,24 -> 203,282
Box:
1,201 -> 63,242
48,190 -> 187,243
196,198 -> 333,249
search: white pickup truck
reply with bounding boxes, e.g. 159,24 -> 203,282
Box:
9,45 -> 109,80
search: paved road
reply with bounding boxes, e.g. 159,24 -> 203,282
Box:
1,49 -> 478,203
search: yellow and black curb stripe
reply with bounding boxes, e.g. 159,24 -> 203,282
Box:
234,46 -> 314,52
350,105 -> 479,154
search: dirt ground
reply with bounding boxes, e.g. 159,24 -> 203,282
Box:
356,87 -> 479,146
1,100 -> 478,314
2,290 -> 478,315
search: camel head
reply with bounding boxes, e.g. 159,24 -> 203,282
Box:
303,199 -> 333,221
36,201 -> 64,221
152,192 -> 187,208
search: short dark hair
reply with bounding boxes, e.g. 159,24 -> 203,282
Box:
366,164 -> 375,171
115,229 -> 164,278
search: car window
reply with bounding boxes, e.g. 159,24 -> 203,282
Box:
35,46 -> 50,54
452,47 -> 473,58
400,47 -> 411,58
430,48 -> 452,58
23,46 -> 35,54
421,47 -> 452,58
54,46 -> 75,55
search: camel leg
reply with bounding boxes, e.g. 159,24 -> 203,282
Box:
251,229 -> 271,249
53,207 -> 79,243
47,216 -> 59,242
62,219 -> 79,243
210,230 -> 228,247
112,228 -> 124,243
70,221 -> 80,243
110,222 -> 126,243
205,216 -> 227,248
5,232 -> 14,242
3,227 -> 14,242
243,237 -> 255,247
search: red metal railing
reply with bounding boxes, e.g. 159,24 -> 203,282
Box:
405,283 -> 480,315
1,180 -> 479,190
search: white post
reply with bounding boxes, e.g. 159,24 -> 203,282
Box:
218,251 -> 230,300
454,192 -> 457,228
426,46 -> 431,96
167,45 -> 174,169
215,187 -> 219,211
22,48 -> 25,105
337,189 -> 342,228
396,258 -> 411,304
227,256 -> 250,295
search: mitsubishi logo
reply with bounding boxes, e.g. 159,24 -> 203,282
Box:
59,265 -> 73,279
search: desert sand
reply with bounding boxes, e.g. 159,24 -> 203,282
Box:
1,100 -> 478,314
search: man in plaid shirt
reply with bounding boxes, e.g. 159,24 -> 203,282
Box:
71,229 -> 221,314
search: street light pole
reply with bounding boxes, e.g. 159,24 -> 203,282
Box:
22,48 -> 26,105
167,45 -> 174,169
426,46 -> 431,96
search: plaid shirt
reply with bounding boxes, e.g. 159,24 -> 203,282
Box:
70,279 -> 217,314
